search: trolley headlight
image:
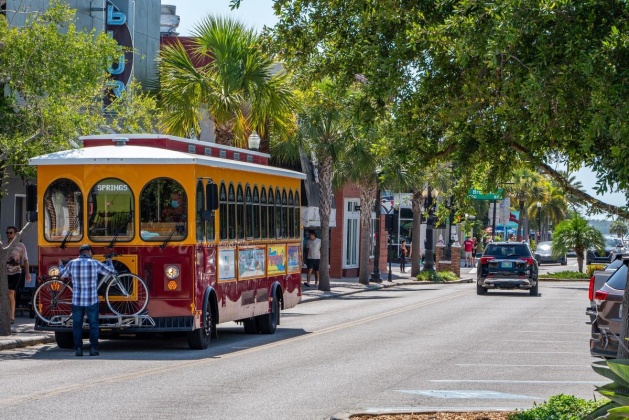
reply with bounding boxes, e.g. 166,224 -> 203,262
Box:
48,266 -> 60,276
165,265 -> 180,280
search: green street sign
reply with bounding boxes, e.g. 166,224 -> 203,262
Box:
468,188 -> 504,200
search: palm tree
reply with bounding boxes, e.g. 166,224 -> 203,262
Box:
334,135 -> 378,285
508,168 -> 543,241
610,219 -> 629,239
157,16 -> 296,148
552,214 -> 605,272
527,180 -> 568,241
294,79 -> 348,291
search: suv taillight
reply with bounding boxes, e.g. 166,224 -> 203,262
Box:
480,256 -> 495,264
594,290 -> 609,303
521,257 -> 535,265
588,276 -> 595,301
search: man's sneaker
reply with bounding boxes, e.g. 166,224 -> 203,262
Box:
75,349 -> 83,357
89,349 -> 99,356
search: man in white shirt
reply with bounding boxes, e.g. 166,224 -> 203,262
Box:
304,230 -> 321,287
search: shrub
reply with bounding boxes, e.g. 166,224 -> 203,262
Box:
415,270 -> 459,282
539,270 -> 590,279
508,394 -> 608,419
587,264 -> 606,277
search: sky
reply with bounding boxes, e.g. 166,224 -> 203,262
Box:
161,1 -> 627,215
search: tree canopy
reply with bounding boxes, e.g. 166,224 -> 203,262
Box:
270,0 -> 629,216
0,2 -> 159,178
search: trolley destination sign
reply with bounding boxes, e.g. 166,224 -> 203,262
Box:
468,188 -> 504,200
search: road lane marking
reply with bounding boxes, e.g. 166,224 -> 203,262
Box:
431,380 -> 606,385
504,340 -> 584,343
0,288 -> 475,408
396,390 -> 539,400
455,364 -> 589,368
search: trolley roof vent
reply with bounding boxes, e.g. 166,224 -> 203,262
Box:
113,137 -> 129,146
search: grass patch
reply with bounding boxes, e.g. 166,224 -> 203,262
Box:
415,270 -> 459,282
539,270 -> 589,279
508,394 -> 608,419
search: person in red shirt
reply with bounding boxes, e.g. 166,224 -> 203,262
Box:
463,236 -> 474,267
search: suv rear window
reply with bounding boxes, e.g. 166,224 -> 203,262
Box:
606,264 -> 629,290
484,244 -> 532,258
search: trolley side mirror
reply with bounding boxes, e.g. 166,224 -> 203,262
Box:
26,184 -> 37,222
206,183 -> 219,211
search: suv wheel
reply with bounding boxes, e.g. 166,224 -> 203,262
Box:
477,280 -> 487,295
529,281 -> 538,296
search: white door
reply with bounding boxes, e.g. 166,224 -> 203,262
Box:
343,199 -> 360,268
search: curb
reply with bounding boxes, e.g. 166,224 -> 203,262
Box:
331,409 -> 516,420
0,334 -> 55,350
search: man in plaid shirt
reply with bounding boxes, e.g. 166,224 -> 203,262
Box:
59,244 -> 117,357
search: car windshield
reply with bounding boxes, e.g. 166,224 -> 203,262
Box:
606,264 -> 629,290
537,242 -> 552,251
484,243 -> 532,258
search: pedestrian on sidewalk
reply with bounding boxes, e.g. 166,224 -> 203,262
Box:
59,244 -> 117,357
463,236 -> 474,267
304,230 -> 321,288
5,226 -> 31,324
399,239 -> 409,273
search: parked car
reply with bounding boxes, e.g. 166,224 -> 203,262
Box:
533,241 -> 567,265
476,242 -> 539,296
587,236 -> 626,265
586,254 -> 628,323
589,257 -> 629,358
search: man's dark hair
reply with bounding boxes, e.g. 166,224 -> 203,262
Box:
6,226 -> 17,233
309,230 -> 316,235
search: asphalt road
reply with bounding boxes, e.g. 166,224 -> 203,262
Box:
0,280 -> 601,420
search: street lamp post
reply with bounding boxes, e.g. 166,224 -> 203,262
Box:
384,202 -> 395,281
422,186 -> 438,271
537,201 -> 542,242
370,188 -> 382,283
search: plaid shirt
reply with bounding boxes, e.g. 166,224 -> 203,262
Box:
59,255 -> 117,307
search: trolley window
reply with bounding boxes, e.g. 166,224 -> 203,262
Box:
294,191 -> 300,238
236,184 -> 245,240
87,178 -> 134,242
268,187 -> 275,240
252,186 -> 260,239
219,182 -> 228,240
43,178 -> 83,242
260,187 -> 267,239
139,178 -> 187,241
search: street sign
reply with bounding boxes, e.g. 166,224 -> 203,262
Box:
468,188 -> 504,200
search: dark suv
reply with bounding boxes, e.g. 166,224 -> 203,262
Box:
587,237 -> 626,265
477,242 -> 539,296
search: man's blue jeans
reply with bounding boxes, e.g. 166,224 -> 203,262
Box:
72,303 -> 99,350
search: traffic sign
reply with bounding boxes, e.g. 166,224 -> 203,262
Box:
468,188 -> 504,200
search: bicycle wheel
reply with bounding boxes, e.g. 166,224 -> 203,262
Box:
105,273 -> 149,316
33,279 -> 73,325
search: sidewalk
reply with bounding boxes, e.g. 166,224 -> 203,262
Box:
0,265 -> 471,351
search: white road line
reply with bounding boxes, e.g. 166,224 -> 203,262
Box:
479,351 -> 584,354
504,340 -> 584,343
430,380 -> 606,385
516,331 -> 585,334
455,363 -> 589,368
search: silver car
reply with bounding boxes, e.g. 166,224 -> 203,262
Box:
534,241 -> 567,265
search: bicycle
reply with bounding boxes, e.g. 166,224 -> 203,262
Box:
33,254 -> 149,325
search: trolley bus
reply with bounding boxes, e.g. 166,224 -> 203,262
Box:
29,134 -> 305,349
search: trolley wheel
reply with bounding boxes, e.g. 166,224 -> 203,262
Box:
105,274 -> 149,316
243,318 -> 259,334
188,299 -> 214,350
33,279 -> 73,324
54,331 -> 75,349
256,295 -> 279,334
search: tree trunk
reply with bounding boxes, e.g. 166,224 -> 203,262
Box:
410,190 -> 425,277
358,178 -> 376,285
0,223 -> 32,336
575,246 -> 585,273
316,155 -> 333,291
517,200 -> 525,241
